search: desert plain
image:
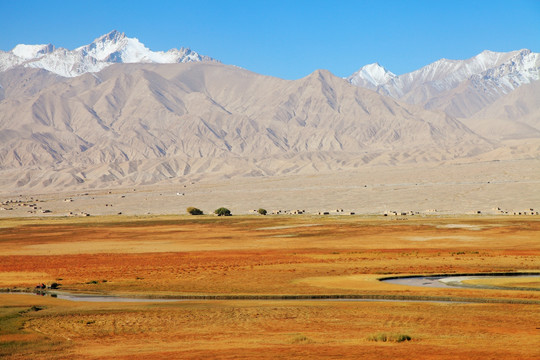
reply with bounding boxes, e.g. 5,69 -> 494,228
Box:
0,212 -> 539,359
2,159 -> 540,218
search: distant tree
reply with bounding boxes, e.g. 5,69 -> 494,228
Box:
258,208 -> 267,215
187,207 -> 203,215
214,207 -> 232,216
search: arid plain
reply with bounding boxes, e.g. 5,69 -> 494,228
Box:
0,214 -> 539,359
3,159 -> 540,218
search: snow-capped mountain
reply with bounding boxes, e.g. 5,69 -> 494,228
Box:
347,49 -> 540,117
0,30 -> 217,77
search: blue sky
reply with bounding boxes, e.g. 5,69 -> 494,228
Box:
1,0 -> 539,79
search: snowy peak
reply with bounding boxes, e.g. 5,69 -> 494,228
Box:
78,30 -> 217,65
95,29 -> 126,44
77,30 -> 129,62
347,63 -> 396,89
0,30 -> 218,77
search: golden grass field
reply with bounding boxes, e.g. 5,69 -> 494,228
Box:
0,215 -> 539,359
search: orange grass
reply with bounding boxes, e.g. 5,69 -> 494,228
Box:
1,294 -> 539,360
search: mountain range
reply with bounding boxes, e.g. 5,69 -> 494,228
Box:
0,31 -> 538,193
0,30 -> 217,78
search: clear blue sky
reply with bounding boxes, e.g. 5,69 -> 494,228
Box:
1,0 -> 539,79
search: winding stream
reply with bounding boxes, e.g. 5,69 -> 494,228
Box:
3,273 -> 538,303
6,291 -> 458,303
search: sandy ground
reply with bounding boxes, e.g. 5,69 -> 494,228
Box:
1,160 -> 539,218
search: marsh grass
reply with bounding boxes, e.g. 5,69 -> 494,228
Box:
0,307 -> 25,334
0,305 -> 67,357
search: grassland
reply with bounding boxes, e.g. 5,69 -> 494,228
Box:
0,215 -> 539,359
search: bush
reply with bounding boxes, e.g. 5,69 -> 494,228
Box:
258,208 -> 267,215
214,207 -> 232,216
187,207 -> 203,215
368,333 -> 411,343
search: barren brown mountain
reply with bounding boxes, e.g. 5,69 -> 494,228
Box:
462,80 -> 540,140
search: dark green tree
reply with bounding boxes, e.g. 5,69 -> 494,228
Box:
214,207 -> 232,216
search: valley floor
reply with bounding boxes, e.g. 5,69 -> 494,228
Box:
0,215 -> 539,359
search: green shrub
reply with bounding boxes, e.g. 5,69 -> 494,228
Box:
394,334 -> 412,342
214,207 -> 232,216
187,207 -> 203,215
368,333 -> 411,342
258,208 -> 267,215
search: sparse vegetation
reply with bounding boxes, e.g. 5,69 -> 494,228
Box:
187,207 -> 203,215
368,333 -> 412,343
214,207 -> 231,216
258,208 -> 267,215
291,334 -> 313,344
